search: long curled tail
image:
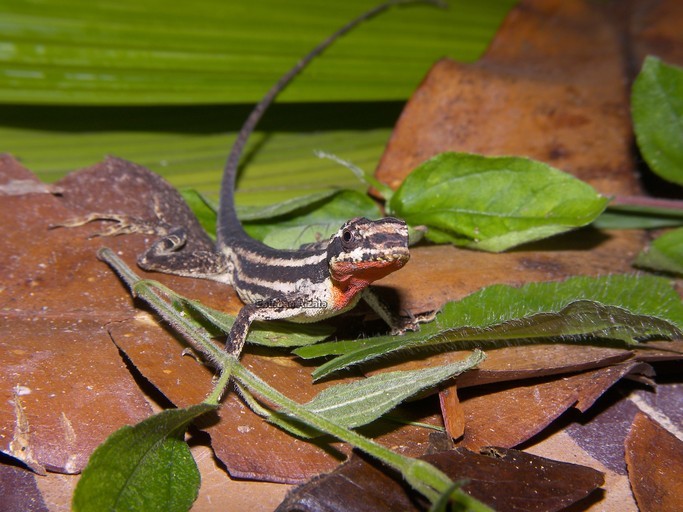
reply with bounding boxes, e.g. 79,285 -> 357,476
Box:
217,0 -> 445,245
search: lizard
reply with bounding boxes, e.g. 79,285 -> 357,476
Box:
69,0 -> 436,357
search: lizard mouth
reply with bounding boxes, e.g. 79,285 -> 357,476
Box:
330,250 -> 409,284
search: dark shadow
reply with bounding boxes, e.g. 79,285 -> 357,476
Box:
633,142 -> 683,200
0,101 -> 405,134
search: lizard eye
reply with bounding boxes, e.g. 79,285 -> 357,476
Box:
342,229 -> 354,244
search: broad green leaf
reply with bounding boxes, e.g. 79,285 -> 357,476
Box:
635,227 -> 683,276
632,56 -> 683,186
179,297 -> 334,347
298,350 -> 484,429
73,403 -> 216,512
243,189 -> 382,249
389,152 -> 609,252
296,274 -> 683,380
0,0 -> 514,105
241,351 -> 484,438
2,0 -> 515,203
10,125 -> 392,203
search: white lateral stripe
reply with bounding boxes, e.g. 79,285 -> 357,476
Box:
234,247 -> 327,267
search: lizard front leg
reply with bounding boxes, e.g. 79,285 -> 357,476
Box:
226,303 -> 302,357
361,288 -> 433,335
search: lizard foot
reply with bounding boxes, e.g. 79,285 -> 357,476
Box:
51,213 -> 170,238
390,310 -> 437,336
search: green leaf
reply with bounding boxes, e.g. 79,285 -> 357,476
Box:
3,0 -> 515,208
296,274 -> 683,380
183,188 -> 347,239
632,56 -> 683,186
389,152 -> 609,252
635,227 -> 683,276
243,189 -> 382,249
314,150 -> 395,201
237,189 -> 340,221
2,1 -> 515,207
242,351 -> 483,438
298,350 -> 484,430
73,403 -> 216,512
0,0 -> 514,105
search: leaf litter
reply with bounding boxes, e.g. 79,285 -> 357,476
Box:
2,0 -> 683,510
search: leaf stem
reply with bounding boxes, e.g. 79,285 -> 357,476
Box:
314,149 -> 395,202
611,195 -> 683,211
204,361 -> 237,406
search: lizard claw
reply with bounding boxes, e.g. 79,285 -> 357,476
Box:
390,310 -> 437,336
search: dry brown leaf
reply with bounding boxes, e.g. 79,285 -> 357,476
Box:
439,384 -> 465,440
366,343 -> 635,388
625,412 -> 683,512
376,0 -> 638,191
454,362 -> 653,450
630,0 -> 683,65
0,156 -> 152,474
277,448 -> 605,512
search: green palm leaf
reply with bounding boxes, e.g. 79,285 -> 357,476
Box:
0,0 -> 514,199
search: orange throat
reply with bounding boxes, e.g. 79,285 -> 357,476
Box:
329,258 -> 407,309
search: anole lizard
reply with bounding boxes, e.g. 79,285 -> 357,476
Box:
70,1 -> 437,356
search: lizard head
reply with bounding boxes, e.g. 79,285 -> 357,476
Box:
327,217 -> 410,289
